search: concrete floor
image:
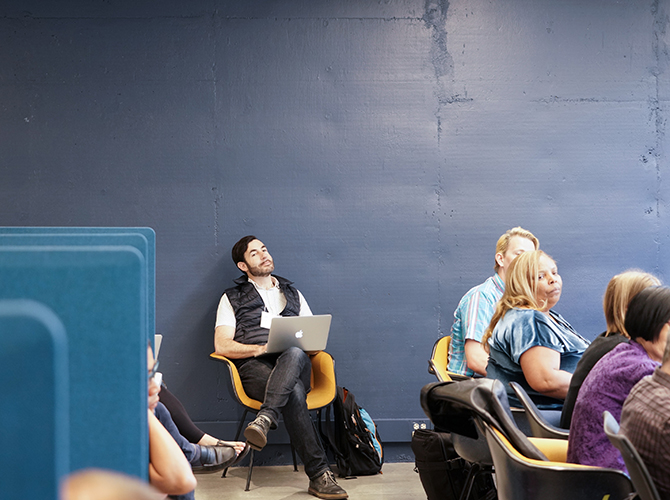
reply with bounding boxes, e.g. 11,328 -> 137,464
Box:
194,462 -> 426,500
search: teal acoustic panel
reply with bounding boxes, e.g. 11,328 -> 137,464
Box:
0,227 -> 155,346
0,245 -> 148,478
0,300 -> 68,500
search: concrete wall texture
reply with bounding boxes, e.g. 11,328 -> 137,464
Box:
2,0 -> 670,445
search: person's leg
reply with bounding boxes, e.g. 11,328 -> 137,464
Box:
539,409 -> 563,429
238,355 -> 281,423
281,379 -> 329,479
168,491 -> 195,500
283,380 -> 347,498
154,403 -> 200,464
237,356 -> 277,449
238,352 -> 327,470
155,402 -> 237,472
239,350 -> 346,498
159,385 -> 206,444
252,347 -> 312,429
160,384 -> 247,454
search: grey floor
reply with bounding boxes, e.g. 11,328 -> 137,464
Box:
194,462 -> 426,500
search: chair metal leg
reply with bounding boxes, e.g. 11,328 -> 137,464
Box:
458,463 -> 496,500
222,409 -> 252,479
316,409 -> 323,437
291,444 -> 298,471
245,449 -> 255,491
459,463 -> 479,500
234,409 -> 250,441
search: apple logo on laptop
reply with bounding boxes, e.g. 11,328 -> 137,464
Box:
295,330 -> 304,339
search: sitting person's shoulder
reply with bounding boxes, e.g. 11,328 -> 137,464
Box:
601,339 -> 643,362
496,309 -> 546,340
503,308 -> 571,345
459,277 -> 494,302
504,307 -> 545,323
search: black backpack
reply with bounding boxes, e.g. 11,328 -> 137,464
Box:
321,386 -> 383,477
411,429 -> 496,500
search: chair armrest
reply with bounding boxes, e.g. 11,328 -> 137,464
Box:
509,381 -> 569,440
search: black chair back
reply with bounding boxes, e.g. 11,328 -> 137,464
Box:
420,379 -> 547,462
603,411 -> 661,500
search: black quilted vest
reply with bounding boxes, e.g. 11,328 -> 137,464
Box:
224,274 -> 301,345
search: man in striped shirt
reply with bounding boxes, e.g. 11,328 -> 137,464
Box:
447,227 -> 539,376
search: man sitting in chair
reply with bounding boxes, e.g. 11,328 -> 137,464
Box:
448,227 -> 538,377
214,235 -> 347,500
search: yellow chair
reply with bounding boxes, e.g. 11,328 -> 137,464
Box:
210,351 -> 337,491
428,338 -> 530,432
484,421 -> 634,500
428,336 -> 470,382
421,378 -> 632,500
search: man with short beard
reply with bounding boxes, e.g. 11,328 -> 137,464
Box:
214,235 -> 347,500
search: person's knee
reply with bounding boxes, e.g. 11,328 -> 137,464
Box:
282,380 -> 307,405
281,346 -> 310,365
285,346 -> 307,358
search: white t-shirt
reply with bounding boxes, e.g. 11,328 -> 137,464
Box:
215,277 -> 312,329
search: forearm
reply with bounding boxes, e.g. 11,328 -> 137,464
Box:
214,325 -> 266,358
527,369 -> 572,399
520,346 -> 571,399
148,410 -> 197,496
464,340 -> 489,376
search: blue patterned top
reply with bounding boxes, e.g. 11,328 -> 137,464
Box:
486,308 -> 590,409
448,274 -> 505,376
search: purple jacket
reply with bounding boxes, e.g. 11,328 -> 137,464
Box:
567,340 -> 659,470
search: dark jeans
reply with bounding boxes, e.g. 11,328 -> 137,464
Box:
238,347 -> 329,479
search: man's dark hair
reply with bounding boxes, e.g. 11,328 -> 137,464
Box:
231,235 -> 258,265
624,286 -> 670,342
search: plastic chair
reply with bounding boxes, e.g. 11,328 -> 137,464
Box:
428,336 -> 471,382
509,382 -> 569,440
421,378 -> 537,500
603,411 -> 661,500
421,379 -> 634,500
427,338 -> 528,433
210,351 -> 337,491
421,379 -> 548,463
483,419 -> 634,500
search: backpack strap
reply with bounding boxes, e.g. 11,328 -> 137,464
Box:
321,390 -> 346,462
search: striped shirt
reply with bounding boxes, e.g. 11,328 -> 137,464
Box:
447,274 -> 504,376
620,367 -> 670,498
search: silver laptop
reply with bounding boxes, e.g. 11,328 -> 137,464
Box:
263,314 -> 332,354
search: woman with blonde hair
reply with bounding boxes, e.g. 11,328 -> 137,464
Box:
567,286 -> 670,470
559,270 -> 661,428
482,250 -> 589,421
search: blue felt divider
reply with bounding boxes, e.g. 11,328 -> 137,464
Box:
0,300 -> 68,500
0,227 -> 155,345
0,242 -> 149,479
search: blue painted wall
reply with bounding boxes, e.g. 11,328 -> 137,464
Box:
2,0 -> 670,447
